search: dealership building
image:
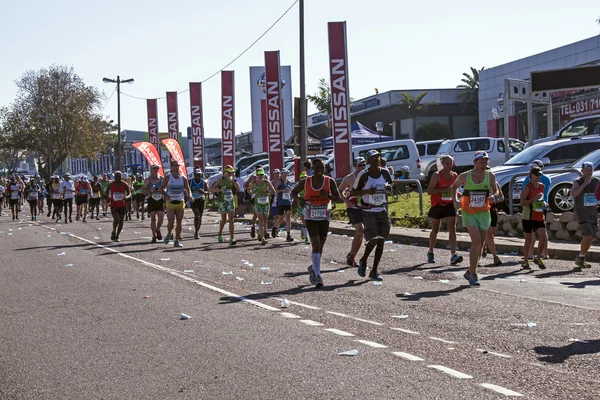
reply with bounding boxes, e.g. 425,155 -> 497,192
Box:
479,35 -> 600,140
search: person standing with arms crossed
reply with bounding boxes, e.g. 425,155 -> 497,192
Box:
451,151 -> 499,286
339,157 -> 366,267
572,161 -> 599,269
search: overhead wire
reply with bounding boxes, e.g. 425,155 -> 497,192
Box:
102,86 -> 117,111
119,0 -> 298,101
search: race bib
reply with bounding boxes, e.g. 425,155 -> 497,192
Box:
53,193 -> 61,199
468,191 -> 487,208
170,193 -> 184,201
11,191 -> 19,200
79,189 -> 87,194
282,192 -> 291,201
91,193 -> 99,198
223,189 -> 233,202
257,195 -> 269,205
113,192 -> 124,201
583,193 -> 598,207
306,204 -> 328,219
28,192 -> 38,200
533,200 -> 545,212
64,190 -> 72,197
192,191 -> 204,199
151,193 -> 163,201
441,191 -> 452,202
370,191 -> 386,206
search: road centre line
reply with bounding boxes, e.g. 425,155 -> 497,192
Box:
299,320 -> 324,326
392,351 -> 424,361
390,327 -> 420,335
324,328 -> 355,337
476,349 -> 512,358
480,383 -> 523,397
355,339 -> 387,348
280,312 -> 301,319
429,337 -> 457,344
427,365 -> 473,379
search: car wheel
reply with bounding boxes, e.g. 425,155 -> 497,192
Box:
550,183 -> 574,213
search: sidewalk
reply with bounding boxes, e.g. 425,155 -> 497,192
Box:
203,211 -> 599,262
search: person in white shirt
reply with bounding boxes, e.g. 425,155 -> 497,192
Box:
59,173 -> 75,223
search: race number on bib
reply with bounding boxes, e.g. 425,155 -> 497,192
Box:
306,204 -> 328,219
223,189 -> 234,202
584,193 -> 598,207
53,193 -> 61,199
113,192 -> 124,201
79,189 -> 87,194
28,193 -> 38,201
192,192 -> 204,199
282,192 -> 291,201
151,193 -> 163,201
533,200 -> 545,212
370,192 -> 386,206
468,191 -> 487,208
11,191 -> 19,200
91,193 -> 99,198
170,193 -> 184,201
257,195 -> 269,205
441,191 -> 452,202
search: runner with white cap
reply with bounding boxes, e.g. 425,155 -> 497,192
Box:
75,175 -> 91,222
339,156 -> 366,267
571,161 -> 599,269
60,173 -> 75,223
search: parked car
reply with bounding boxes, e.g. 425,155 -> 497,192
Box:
532,115 -> 600,146
353,139 -> 424,181
416,139 -> 444,182
235,150 -> 295,172
491,137 -> 600,211
436,137 -> 524,174
512,149 -> 600,213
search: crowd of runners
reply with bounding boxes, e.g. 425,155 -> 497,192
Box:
1,150 -> 598,287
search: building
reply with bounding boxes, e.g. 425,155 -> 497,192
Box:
479,35 -> 600,140
307,89 -> 476,141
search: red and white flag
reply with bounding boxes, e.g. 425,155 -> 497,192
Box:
189,82 -> 205,171
146,99 -> 159,152
166,92 -> 179,142
161,138 -> 186,172
221,71 -> 235,168
264,51 -> 284,171
133,141 -> 164,177
328,21 -> 352,178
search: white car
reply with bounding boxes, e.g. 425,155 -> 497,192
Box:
416,139 -> 444,181
436,137 -> 524,174
531,115 -> 600,146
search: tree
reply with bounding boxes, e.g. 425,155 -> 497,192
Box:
457,67 -> 484,134
0,106 -> 26,175
7,65 -> 115,180
307,78 -> 332,115
397,91 -> 434,138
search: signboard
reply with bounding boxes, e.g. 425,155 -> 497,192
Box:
166,92 -> 179,142
559,97 -> 600,120
189,82 -> 205,170
221,71 -> 235,168
265,51 -> 285,171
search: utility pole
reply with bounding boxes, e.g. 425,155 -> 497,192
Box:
299,0 -> 308,164
103,76 -> 134,171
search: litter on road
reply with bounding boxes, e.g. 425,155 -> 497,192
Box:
392,315 -> 409,319
260,280 -> 273,285
184,270 -> 194,273
57,252 -> 65,256
160,258 -> 170,261
180,313 -> 191,320
65,264 -> 73,267
222,271 -> 233,275
281,299 -> 290,308
527,322 -> 537,328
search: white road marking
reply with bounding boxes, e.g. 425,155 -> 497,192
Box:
299,320 -> 324,327
391,327 -> 419,335
284,300 -> 321,310
327,311 -> 349,317
280,312 -> 301,319
352,317 -> 384,326
476,349 -> 512,358
427,365 -> 473,379
325,328 -> 355,337
392,351 -> 424,361
43,228 -> 280,312
355,340 -> 387,348
480,383 -> 523,397
429,336 -> 457,344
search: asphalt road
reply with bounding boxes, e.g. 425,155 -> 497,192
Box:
1,209 -> 599,399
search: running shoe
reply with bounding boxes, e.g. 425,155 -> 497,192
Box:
346,253 -> 356,267
575,256 -> 591,269
300,231 -> 305,240
314,274 -> 324,288
194,234 -> 199,239
174,240 -> 183,248
307,265 -> 317,285
493,256 -> 503,266
96,216 -> 99,220
218,234 -> 223,243
304,237 -> 311,245
521,260 -> 531,270
164,235 -> 170,245
369,271 -> 383,281
482,248 -> 487,258
230,238 -> 237,246
151,237 -> 157,243
358,259 -> 367,278
251,225 -> 256,238
286,234 -> 294,242
427,251 -> 435,264
261,237 -> 267,246
265,232 -> 270,239
115,236 -> 120,242
156,229 -> 162,240
463,271 -> 480,286
169,233 -> 174,240
271,227 -> 277,238
533,257 -> 547,270
111,232 -> 116,241
450,254 -> 463,265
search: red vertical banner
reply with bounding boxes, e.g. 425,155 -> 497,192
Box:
166,91 -> 179,142
189,82 -> 205,171
146,99 -> 159,153
221,71 -> 235,168
261,99 -> 268,153
328,21 -> 352,178
264,51 -> 284,171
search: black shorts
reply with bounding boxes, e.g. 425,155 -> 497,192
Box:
305,219 -> 330,241
27,199 -> 38,206
134,193 -> 145,203
9,199 -> 19,207
89,198 -> 100,207
490,208 -> 498,228
277,205 -> 291,215
111,206 -> 126,218
75,196 -> 88,205
522,219 -> 545,233
147,199 -> 164,213
101,194 -> 109,201
428,203 -> 456,220
347,207 -> 364,225
363,210 -> 391,241
191,198 -> 205,214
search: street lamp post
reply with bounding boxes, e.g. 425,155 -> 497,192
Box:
103,76 -> 134,171
299,0 -> 307,165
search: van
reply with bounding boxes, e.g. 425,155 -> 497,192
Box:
353,140 -> 424,181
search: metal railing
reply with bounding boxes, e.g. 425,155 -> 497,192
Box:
507,168 -> 582,214
392,179 -> 424,216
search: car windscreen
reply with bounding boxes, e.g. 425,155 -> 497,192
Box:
505,143 -> 554,165
437,141 -> 452,155
568,149 -> 600,169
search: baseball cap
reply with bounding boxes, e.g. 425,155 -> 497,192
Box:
273,169 -> 281,174
193,168 -> 202,175
65,173 -> 71,178
354,156 -> 366,165
531,159 -> 544,168
401,166 -> 410,172
151,164 -> 160,169
224,165 -> 235,173
256,168 -> 265,175
82,176 -> 88,182
530,167 -> 542,176
366,150 -> 380,159
582,161 -> 594,169
473,151 -> 490,161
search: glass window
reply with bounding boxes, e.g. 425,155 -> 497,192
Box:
427,142 -> 441,155
359,145 -> 410,161
543,142 -> 600,164
498,140 -> 525,153
592,119 -> 600,135
454,139 -> 490,152
437,141 -> 452,155
416,144 -> 425,156
558,120 -> 589,138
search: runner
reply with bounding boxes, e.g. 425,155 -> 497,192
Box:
8,177 -> 21,220
244,172 -> 258,238
107,171 -> 131,242
235,169 -> 246,218
482,182 -> 504,266
60,173 -> 75,223
123,173 -> 133,221
45,178 -> 54,217
24,177 -> 40,221
571,161 -> 599,269
273,169 -> 294,242
37,177 -> 45,215
427,155 -> 463,265
295,172 -> 310,244
89,176 -> 102,220
100,174 -> 111,217
160,161 -> 194,248
451,151 -> 499,286
0,181 -> 5,213
211,165 -> 240,245
351,150 -> 394,281
132,175 -> 145,220
520,166 -> 547,270
189,169 -> 207,239
75,176 -> 91,222
50,176 -> 62,221
269,169 -> 281,238
142,165 -> 165,244
521,159 -> 551,259
248,168 -> 276,245
292,159 -> 342,287
338,157 -> 366,267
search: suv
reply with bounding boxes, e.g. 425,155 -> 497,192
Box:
533,115 -> 600,145
492,137 -> 600,211
416,140 -> 444,182
436,137 -> 524,174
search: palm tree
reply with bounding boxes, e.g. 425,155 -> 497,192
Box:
457,67 -> 484,134
307,78 -> 331,115
398,91 -> 432,139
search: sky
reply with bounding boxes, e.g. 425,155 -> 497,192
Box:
1,0 -> 599,139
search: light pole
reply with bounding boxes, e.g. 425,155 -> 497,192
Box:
299,0 -> 307,164
103,76 -> 134,171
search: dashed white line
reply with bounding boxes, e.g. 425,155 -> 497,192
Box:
325,328 -> 355,337
352,317 -> 384,326
476,349 -> 511,358
355,340 -> 387,348
390,327 -> 419,335
429,336 -> 457,344
280,312 -> 301,319
427,365 -> 473,379
392,351 -> 424,361
284,300 -> 321,310
299,319 -> 324,327
480,383 -> 523,397
327,311 -> 349,317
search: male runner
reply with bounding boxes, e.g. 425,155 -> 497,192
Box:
273,169 -> 294,241
107,171 -> 130,242
89,176 -> 102,220
189,169 -> 207,239
572,161 -> 599,269
269,169 -> 281,238
24,177 -> 40,221
75,176 -> 91,222
132,175 -> 145,220
339,157 -> 366,267
142,165 -> 165,243
50,176 -> 62,221
520,166 -> 547,270
521,159 -> 551,259
100,174 -> 111,217
248,168 -> 276,245
60,173 -> 75,223
160,161 -> 194,248
7,177 -> 21,220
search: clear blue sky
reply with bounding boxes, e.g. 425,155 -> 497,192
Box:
1,0 -> 599,138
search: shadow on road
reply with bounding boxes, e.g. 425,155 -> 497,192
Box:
534,340 -> 600,363
282,265 -> 353,278
560,280 -> 600,289
385,263 -> 429,275
534,269 -> 582,279
395,286 -> 469,301
481,269 -> 534,281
